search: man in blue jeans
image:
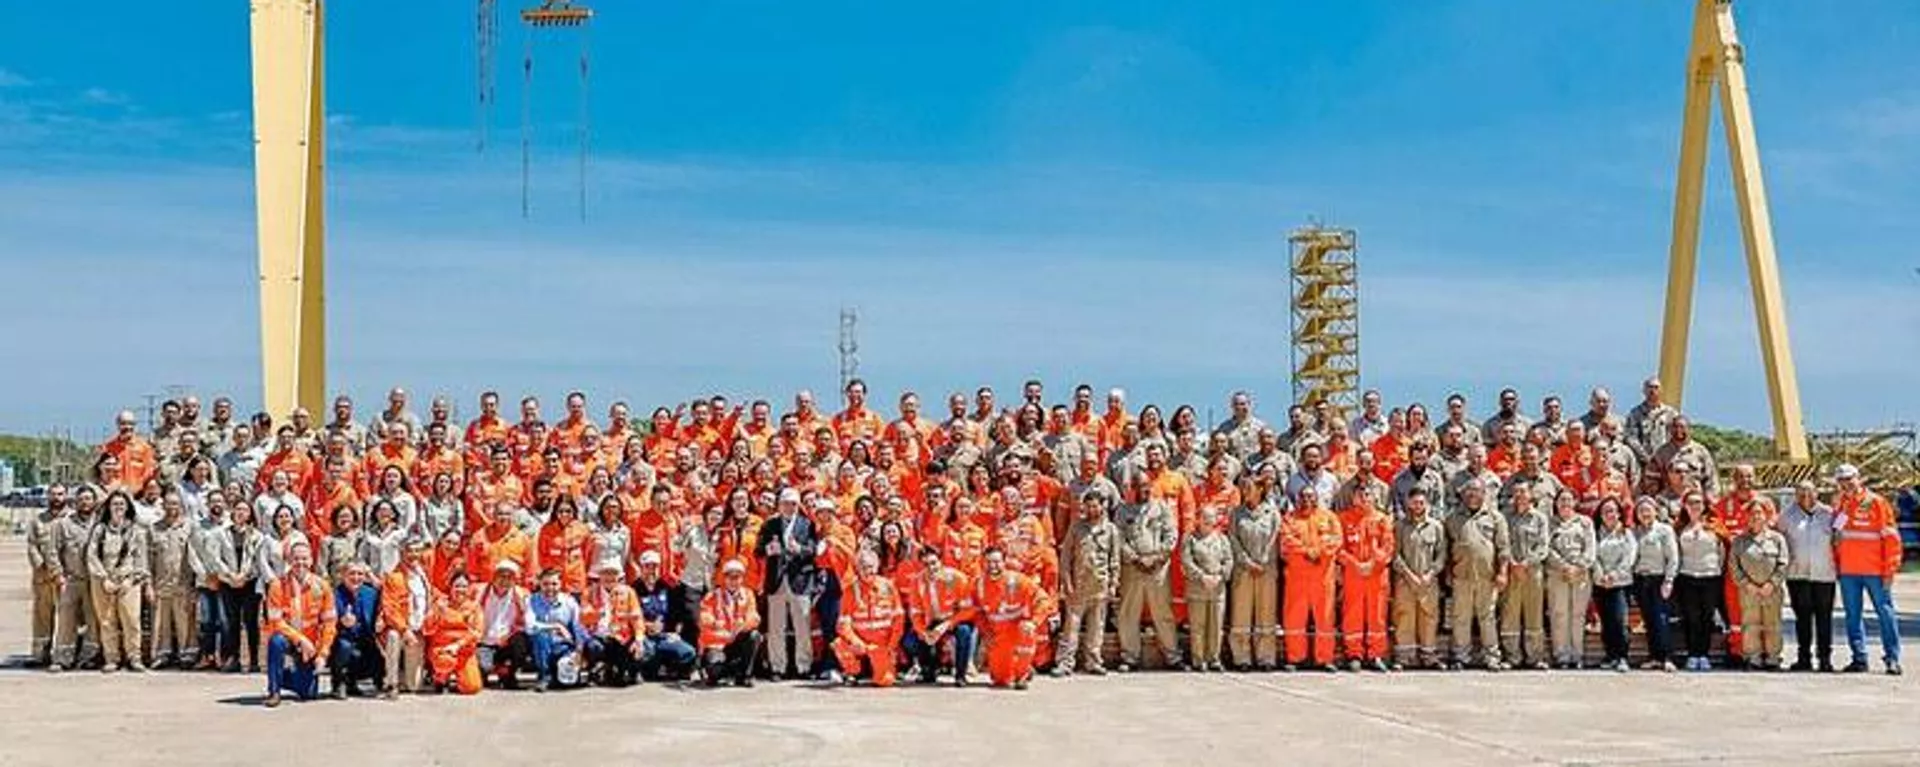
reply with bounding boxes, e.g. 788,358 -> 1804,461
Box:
526,569 -> 588,692
1832,464 -> 1904,675
632,551 -> 699,680
902,546 -> 980,685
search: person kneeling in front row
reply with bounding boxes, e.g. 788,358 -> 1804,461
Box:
330,562 -> 385,698
699,559 -> 762,688
264,542 -> 336,708
632,551 -> 699,682
525,568 -> 588,692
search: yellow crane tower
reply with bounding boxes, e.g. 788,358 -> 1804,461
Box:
248,0 -> 592,418
1658,0 -> 1809,462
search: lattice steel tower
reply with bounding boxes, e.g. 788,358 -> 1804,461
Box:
838,307 -> 860,393
1288,225 -> 1359,413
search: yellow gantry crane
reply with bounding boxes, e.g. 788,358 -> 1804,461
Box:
249,0 -> 327,420
1657,0 -> 1809,462
248,0 -> 592,418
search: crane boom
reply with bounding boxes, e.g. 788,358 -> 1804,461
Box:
250,0 -> 329,419
1658,0 -> 1809,462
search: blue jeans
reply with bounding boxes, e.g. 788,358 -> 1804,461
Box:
1839,575 -> 1901,665
902,623 -> 978,680
640,633 -> 698,678
196,588 -> 227,661
529,630 -> 577,682
265,634 -> 320,700
1633,575 -> 1673,662
811,575 -> 843,674
1596,586 -> 1631,663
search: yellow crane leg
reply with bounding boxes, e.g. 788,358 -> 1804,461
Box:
1656,0 -> 1808,463
1710,1 -> 1808,462
250,0 -> 328,419
1657,1 -> 1715,410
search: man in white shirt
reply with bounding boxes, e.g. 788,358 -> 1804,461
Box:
478,561 -> 531,689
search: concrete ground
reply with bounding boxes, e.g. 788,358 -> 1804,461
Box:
0,538 -> 1916,767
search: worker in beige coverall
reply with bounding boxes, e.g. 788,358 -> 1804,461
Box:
1730,500 -> 1792,670
147,494 -> 198,668
88,492 -> 153,672
1181,506 -> 1233,671
1499,483 -> 1551,669
24,485 -> 70,667
50,486 -> 102,671
1115,477 -> 1180,671
1446,480 -> 1510,670
1229,472 -> 1283,670
1054,491 -> 1120,676
1391,487 -> 1447,669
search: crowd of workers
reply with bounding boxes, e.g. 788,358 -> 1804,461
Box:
20,377 -> 1907,707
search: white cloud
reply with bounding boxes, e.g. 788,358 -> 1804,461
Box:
78,87 -> 130,106
0,68 -> 31,88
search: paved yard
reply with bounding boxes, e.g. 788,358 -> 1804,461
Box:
0,538 -> 1914,767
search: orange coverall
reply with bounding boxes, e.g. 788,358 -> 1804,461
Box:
833,574 -> 906,686
975,571 -> 1048,687
1281,507 -> 1344,665
424,595 -> 484,694
1337,504 -> 1396,661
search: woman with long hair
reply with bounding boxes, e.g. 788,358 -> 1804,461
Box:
1545,488 -> 1598,669
588,495 -> 633,581
319,505 -> 367,584
536,496 -> 591,595
420,472 -> 465,542
361,499 -> 408,578
224,502 -> 267,672
1591,498 -> 1638,672
179,456 -> 219,522
1673,489 -> 1725,671
371,465 -> 420,536
1631,497 -> 1679,672
88,491 -> 152,672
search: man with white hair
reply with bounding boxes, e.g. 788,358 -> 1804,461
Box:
757,488 -> 819,679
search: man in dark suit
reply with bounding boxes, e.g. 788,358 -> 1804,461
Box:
756,488 -> 819,679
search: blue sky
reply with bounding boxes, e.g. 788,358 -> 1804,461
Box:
1,1 -> 1915,440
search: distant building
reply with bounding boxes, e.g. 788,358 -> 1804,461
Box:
0,460 -> 13,495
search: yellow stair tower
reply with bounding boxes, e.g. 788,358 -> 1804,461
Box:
1288,225 -> 1360,413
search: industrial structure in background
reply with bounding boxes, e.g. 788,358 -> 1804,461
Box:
249,0 -> 600,419
515,0 -> 594,220
838,307 -> 861,394
1658,0 -> 1807,462
1287,225 -> 1360,414
250,0 -> 1812,468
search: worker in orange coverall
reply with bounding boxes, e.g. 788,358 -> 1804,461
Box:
831,550 -> 905,687
975,547 -> 1049,689
1281,485 -> 1344,670
1337,486 -> 1396,671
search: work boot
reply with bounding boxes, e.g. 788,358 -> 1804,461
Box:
1818,660 -> 1836,673
1282,663 -> 1298,673
1843,660 -> 1870,674
1087,666 -> 1107,677
1887,662 -> 1905,677
1115,662 -> 1133,674
1370,659 -> 1390,673
1348,659 -> 1363,673
47,663 -> 64,674
1789,659 -> 1813,672
330,683 -> 349,700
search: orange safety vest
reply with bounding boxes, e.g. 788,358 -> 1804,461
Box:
1835,491 -> 1903,579
267,571 -> 337,650
699,586 -> 760,650
581,583 -> 643,644
839,574 -> 905,639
